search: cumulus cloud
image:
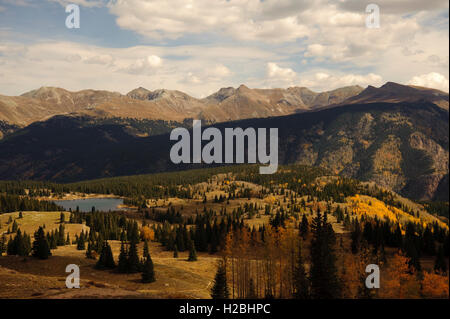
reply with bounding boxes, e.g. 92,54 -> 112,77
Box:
292,72 -> 384,92
266,62 -> 298,86
0,41 -> 274,97
120,55 -> 163,75
408,72 -> 449,92
0,0 -> 448,97
108,0 -> 311,43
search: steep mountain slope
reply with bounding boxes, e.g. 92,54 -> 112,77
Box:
201,85 -> 364,121
340,82 -> 449,110
0,100 -> 447,201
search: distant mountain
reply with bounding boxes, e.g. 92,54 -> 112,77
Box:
340,82 -> 449,110
0,100 -> 447,201
1,82 -> 447,129
0,84 -> 364,127
200,85 -> 364,121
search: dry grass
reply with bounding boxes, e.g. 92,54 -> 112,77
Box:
0,211 -> 88,241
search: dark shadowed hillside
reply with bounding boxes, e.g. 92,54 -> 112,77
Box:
0,101 -> 447,200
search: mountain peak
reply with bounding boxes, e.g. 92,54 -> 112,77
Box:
237,84 -> 250,91
341,81 -> 449,110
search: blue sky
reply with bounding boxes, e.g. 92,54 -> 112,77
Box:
0,0 -> 448,97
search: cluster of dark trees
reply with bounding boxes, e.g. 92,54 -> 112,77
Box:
422,201 -> 449,218
94,236 -> 155,283
153,209 -> 248,255
0,194 -> 61,213
350,215 -> 449,274
210,209 -> 341,299
1,224 -> 69,259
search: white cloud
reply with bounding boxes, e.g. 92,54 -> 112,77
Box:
84,54 -> 114,65
0,0 -> 448,97
294,72 -> 384,91
408,72 -> 449,92
119,55 -> 163,75
266,62 -> 297,85
108,0 -> 311,43
48,0 -> 105,8
0,41 -> 276,97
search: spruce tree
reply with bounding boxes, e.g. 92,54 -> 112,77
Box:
11,220 -> 18,233
143,240 -> 149,258
32,226 -> 51,259
188,240 -> 197,262
300,214 -> 309,240
86,241 -> 97,259
141,254 -> 156,283
211,260 -> 229,299
293,243 -> 309,299
95,241 -> 116,270
309,210 -> 341,299
127,240 -> 141,273
76,232 -> 85,250
118,241 -> 128,273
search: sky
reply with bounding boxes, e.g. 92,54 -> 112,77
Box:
0,0 -> 448,98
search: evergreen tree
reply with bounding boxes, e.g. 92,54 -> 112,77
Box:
127,240 -> 141,273
118,241 -> 129,273
11,220 -> 18,233
300,214 -> 309,240
141,254 -> 156,283
293,243 -> 309,299
309,210 -> 341,299
95,241 -> 115,269
173,244 -> 179,258
76,232 -> 85,250
143,240 -> 149,258
188,240 -> 197,262
211,260 -> 229,299
57,224 -> 65,246
32,226 -> 51,259
86,241 -> 95,259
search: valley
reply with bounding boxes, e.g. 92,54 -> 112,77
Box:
0,165 -> 448,299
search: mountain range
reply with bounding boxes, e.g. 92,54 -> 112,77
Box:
0,82 -> 448,201
0,84 -> 368,127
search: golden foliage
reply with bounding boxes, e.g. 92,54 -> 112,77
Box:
379,252 -> 420,299
347,195 -> 448,231
141,226 -> 155,241
421,272 -> 449,299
